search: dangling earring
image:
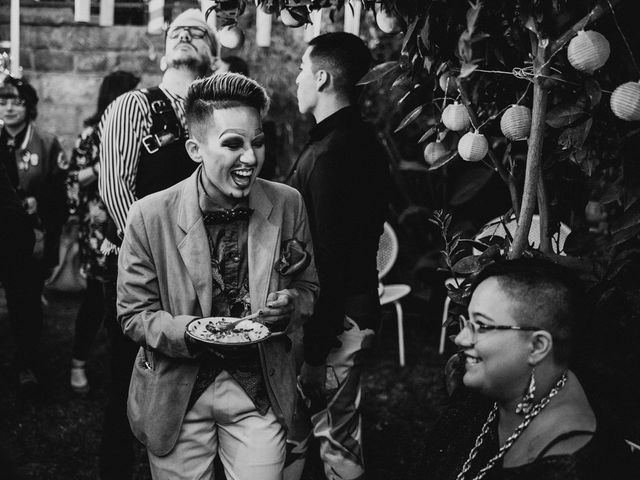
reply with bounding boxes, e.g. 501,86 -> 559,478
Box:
516,367 -> 536,415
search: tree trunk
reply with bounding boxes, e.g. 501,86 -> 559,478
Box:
509,39 -> 550,259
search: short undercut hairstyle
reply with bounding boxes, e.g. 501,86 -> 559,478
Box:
471,258 -> 585,365
307,32 -> 372,98
185,73 -> 270,141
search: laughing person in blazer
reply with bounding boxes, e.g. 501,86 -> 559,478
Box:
116,73 -> 319,480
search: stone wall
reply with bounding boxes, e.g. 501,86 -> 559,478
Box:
0,5 -> 319,175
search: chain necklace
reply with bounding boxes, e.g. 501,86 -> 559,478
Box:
456,371 -> 568,480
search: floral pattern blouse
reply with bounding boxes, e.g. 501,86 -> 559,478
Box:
66,124 -> 113,280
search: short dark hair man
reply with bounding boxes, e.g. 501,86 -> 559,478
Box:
285,32 -> 391,479
97,9 -> 217,480
117,73 -> 318,479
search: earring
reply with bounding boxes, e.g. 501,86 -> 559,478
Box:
516,367 -> 536,415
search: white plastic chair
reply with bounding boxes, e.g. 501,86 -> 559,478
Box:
439,214 -> 572,354
377,222 -> 412,366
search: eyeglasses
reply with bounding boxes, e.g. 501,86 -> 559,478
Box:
167,26 -> 209,39
457,315 -> 539,343
0,98 -> 26,107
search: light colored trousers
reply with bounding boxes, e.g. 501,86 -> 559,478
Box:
286,317 -> 375,480
148,370 -> 285,480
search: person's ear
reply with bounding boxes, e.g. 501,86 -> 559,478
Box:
316,70 -> 329,92
159,56 -> 168,72
528,330 -> 553,365
185,138 -> 203,163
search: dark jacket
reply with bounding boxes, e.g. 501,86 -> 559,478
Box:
286,106 -> 391,364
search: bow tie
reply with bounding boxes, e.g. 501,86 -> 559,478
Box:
203,207 -> 253,225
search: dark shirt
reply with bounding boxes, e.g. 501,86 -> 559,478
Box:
286,106 -> 391,365
187,171 -> 269,414
0,124 -> 28,189
423,389 -> 639,480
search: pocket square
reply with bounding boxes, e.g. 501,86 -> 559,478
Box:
276,239 -> 311,276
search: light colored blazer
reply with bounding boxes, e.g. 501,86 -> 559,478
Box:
117,167 -> 319,456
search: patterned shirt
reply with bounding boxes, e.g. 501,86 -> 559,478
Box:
65,124 -> 113,279
98,84 -> 187,239
187,170 -> 269,414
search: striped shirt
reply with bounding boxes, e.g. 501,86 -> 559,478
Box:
98,84 -> 188,237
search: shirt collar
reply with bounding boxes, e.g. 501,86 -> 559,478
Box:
308,105 -> 359,142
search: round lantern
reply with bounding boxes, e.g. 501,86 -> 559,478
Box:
458,131 -> 488,162
218,25 -> 245,49
375,4 -> 402,34
610,81 -> 640,121
423,141 -> 447,165
567,30 -> 610,74
442,103 -> 471,131
439,72 -> 458,96
500,105 -> 532,141
585,200 -> 607,223
280,7 -> 309,28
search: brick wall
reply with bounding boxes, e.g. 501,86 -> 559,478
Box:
0,6 -> 317,175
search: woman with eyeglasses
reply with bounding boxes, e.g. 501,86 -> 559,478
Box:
424,258 -> 637,479
0,74 -> 68,388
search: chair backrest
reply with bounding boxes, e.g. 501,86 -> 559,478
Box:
474,214 -> 571,255
377,222 -> 398,280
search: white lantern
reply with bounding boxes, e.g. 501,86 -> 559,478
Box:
218,25 -> 245,49
610,81 -> 640,121
567,30 -> 610,74
500,105 -> 532,141
375,3 -> 401,34
442,103 -> 470,131
423,141 -> 447,165
458,131 -> 488,162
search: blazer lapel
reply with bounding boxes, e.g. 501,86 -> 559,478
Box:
248,181 -> 279,313
177,169 -> 213,317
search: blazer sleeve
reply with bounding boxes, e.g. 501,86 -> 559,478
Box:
284,190 -> 319,327
117,201 -> 197,359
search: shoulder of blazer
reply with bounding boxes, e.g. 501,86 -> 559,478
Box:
135,177 -> 187,217
256,178 -> 302,205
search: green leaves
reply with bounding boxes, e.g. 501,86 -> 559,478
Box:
357,61 -> 401,86
394,104 -> 425,132
546,103 -> 588,128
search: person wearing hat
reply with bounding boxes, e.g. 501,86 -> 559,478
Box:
97,8 -> 217,480
0,74 -> 68,389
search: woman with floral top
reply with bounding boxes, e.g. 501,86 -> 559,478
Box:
66,71 -> 139,393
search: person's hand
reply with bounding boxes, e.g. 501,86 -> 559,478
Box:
259,290 -> 295,331
299,362 -> 327,402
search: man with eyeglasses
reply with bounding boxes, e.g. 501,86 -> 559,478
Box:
97,8 -> 217,480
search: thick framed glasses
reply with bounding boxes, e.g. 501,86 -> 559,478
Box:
167,26 -> 209,39
457,315 -> 539,343
0,98 -> 26,107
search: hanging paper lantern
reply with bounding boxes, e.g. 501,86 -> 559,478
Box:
423,141 -> 447,165
218,25 -> 245,49
375,3 -> 402,34
442,103 -> 470,131
438,72 -> 457,96
610,81 -> 640,121
500,105 -> 532,141
567,30 -> 610,74
280,7 -> 310,28
458,131 -> 488,162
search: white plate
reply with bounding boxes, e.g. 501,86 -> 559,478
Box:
186,316 -> 270,346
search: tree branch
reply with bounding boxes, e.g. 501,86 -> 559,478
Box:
509,39 -> 550,259
550,0 -> 623,56
537,174 -> 551,253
